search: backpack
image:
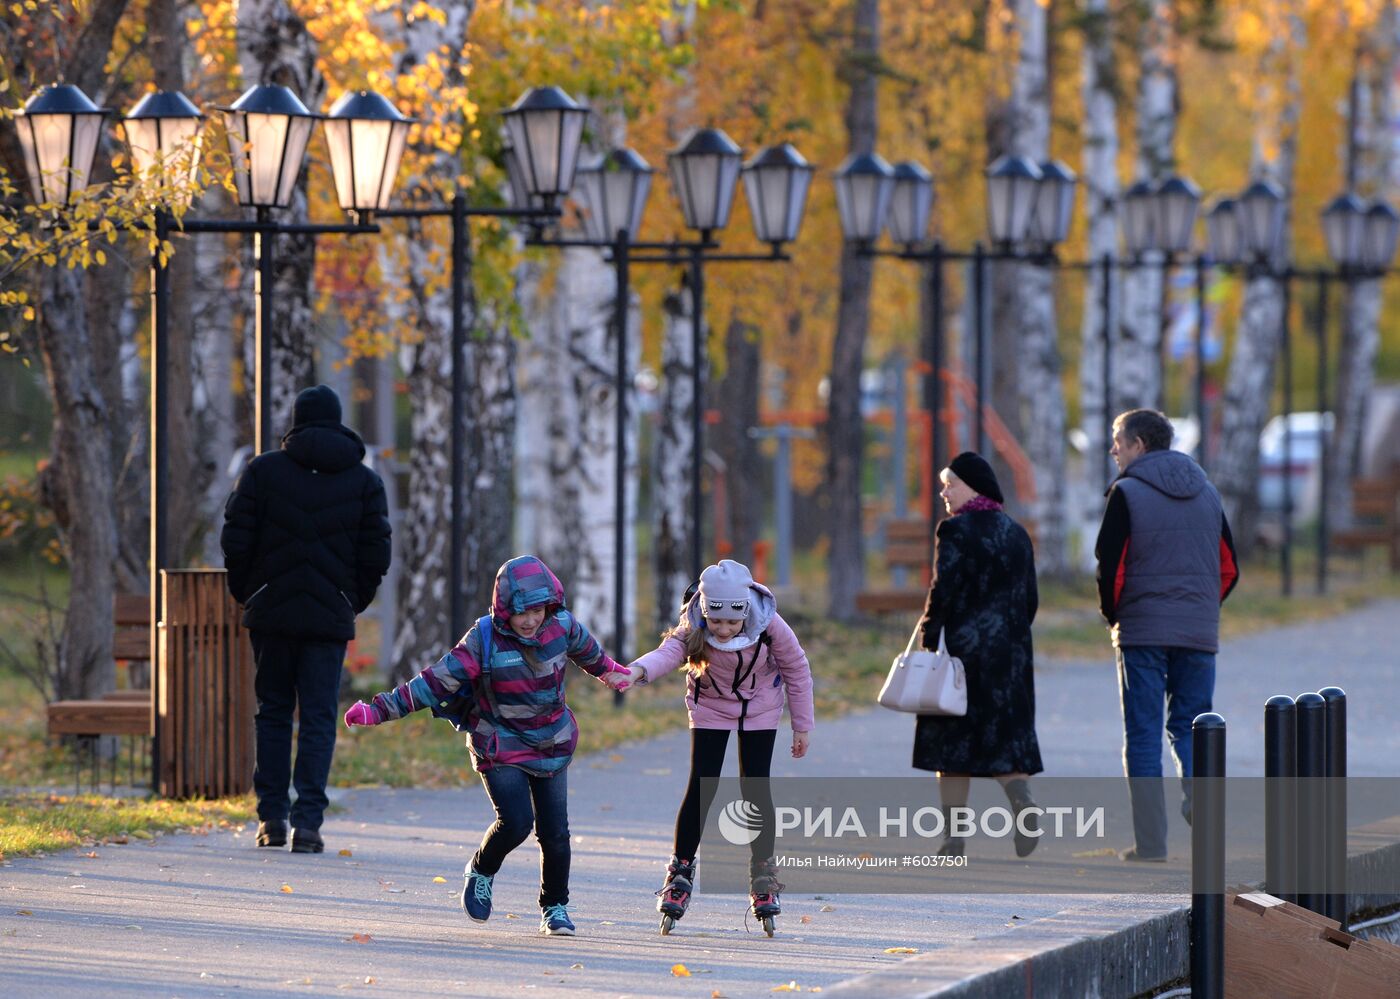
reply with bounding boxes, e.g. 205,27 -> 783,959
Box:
428,614 -> 495,732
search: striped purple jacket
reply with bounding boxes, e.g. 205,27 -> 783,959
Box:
370,555 -> 622,776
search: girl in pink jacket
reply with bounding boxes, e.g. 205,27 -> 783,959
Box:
621,559 -> 815,935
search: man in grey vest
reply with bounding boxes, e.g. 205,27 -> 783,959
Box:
1095,409 -> 1239,861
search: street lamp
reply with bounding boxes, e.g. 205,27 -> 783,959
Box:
324,90 -> 414,224
1321,193 -> 1366,271
501,86 -> 588,208
885,161 -> 933,248
1205,197 -> 1242,265
123,90 -> 204,196
1029,160 -> 1077,247
741,143 -> 814,248
1238,179 -> 1286,262
220,84 -> 318,210
668,127 -> 744,240
1361,200 -> 1400,273
833,152 -> 894,244
985,154 -> 1041,246
1122,179 -> 1156,257
574,147 -> 654,242
1153,175 -> 1202,256
14,84 -> 111,208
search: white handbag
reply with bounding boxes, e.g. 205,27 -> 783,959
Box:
877,625 -> 967,716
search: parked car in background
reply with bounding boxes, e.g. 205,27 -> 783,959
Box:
1258,411 -> 1332,526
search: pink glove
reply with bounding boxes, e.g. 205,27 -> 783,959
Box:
344,700 -> 384,728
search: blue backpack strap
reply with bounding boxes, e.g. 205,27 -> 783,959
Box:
477,615 -> 494,676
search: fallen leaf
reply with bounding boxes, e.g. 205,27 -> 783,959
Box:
772,983 -> 805,993
570,963 -> 584,970
112,836 -> 128,845
16,910 -> 32,916
348,933 -> 372,944
672,964 -> 692,977
82,852 -> 98,859
1071,847 -> 1118,858
121,924 -> 141,930
819,904 -> 835,912
338,849 -> 353,857
712,992 -> 726,999
799,915 -> 813,924
280,884 -> 294,893
883,947 -> 918,954
364,977 -> 376,985
131,830 -> 153,840
609,753 -> 624,763
432,876 -> 447,884
505,913 -> 519,919
199,972 -> 213,979
384,888 -> 406,894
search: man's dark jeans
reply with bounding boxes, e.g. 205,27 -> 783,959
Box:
1117,645 -> 1216,858
474,765 -> 570,908
250,631 -> 346,833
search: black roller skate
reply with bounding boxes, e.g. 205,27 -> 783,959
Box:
748,860 -> 784,937
656,855 -> 696,935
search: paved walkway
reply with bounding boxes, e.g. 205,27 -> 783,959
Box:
4,600 -> 1399,998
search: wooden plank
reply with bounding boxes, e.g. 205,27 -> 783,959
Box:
1225,890 -> 1400,998
1331,528 -> 1391,548
101,690 -> 151,702
47,700 -> 151,737
885,519 -> 932,544
885,543 -> 932,568
113,593 -> 151,626
855,589 -> 926,614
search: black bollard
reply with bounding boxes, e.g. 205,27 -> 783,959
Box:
1191,712 -> 1226,999
1295,692 -> 1328,915
1264,695 -> 1297,903
1319,687 -> 1348,928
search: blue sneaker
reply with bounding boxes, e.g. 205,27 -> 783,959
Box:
540,903 -> 575,936
462,867 -> 494,922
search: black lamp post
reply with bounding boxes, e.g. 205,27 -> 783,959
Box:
840,152 -> 1075,542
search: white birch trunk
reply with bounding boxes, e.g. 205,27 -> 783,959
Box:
653,282 -> 698,630
235,0 -> 324,436
1117,0 -> 1177,412
1213,5 -> 1305,546
1077,0 -> 1120,566
195,195 -> 241,569
386,1 -> 480,676
1005,0 -> 1068,575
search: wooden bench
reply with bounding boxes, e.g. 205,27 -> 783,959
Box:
1331,467 -> 1400,572
46,592 -> 153,790
856,517 -> 934,615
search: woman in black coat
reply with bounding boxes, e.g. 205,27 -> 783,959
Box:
913,452 -> 1042,858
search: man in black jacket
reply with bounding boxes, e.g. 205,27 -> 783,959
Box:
221,385 -> 391,853
1095,409 -> 1239,863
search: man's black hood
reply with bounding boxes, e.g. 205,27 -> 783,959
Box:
1118,448 -> 1206,500
281,420 -> 366,474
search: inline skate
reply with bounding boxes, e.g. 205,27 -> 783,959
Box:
656,855 -> 697,934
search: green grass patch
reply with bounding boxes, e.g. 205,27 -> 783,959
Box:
0,792 -> 255,860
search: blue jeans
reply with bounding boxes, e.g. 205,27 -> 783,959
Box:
1117,646 -> 1216,857
475,765 -> 570,907
250,632 -> 346,832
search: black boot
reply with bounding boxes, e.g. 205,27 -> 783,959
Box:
1003,779 -> 1040,858
290,827 -> 324,854
256,820 -> 288,848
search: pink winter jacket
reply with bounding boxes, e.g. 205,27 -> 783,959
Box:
632,609 -> 815,732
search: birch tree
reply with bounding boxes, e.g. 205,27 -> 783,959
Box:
1079,0 -> 1121,499
1003,0 -> 1069,576
1213,1 -> 1306,548
1117,0 -> 1178,413
653,278 -> 699,629
235,0 -> 324,438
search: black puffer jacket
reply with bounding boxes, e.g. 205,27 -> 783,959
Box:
220,421 -> 391,641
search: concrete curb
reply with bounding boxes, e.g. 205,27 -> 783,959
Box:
826,821 -> 1400,999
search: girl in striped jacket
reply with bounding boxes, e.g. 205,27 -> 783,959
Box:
343,555 -> 630,936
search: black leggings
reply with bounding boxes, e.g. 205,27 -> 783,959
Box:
673,727 -> 778,866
